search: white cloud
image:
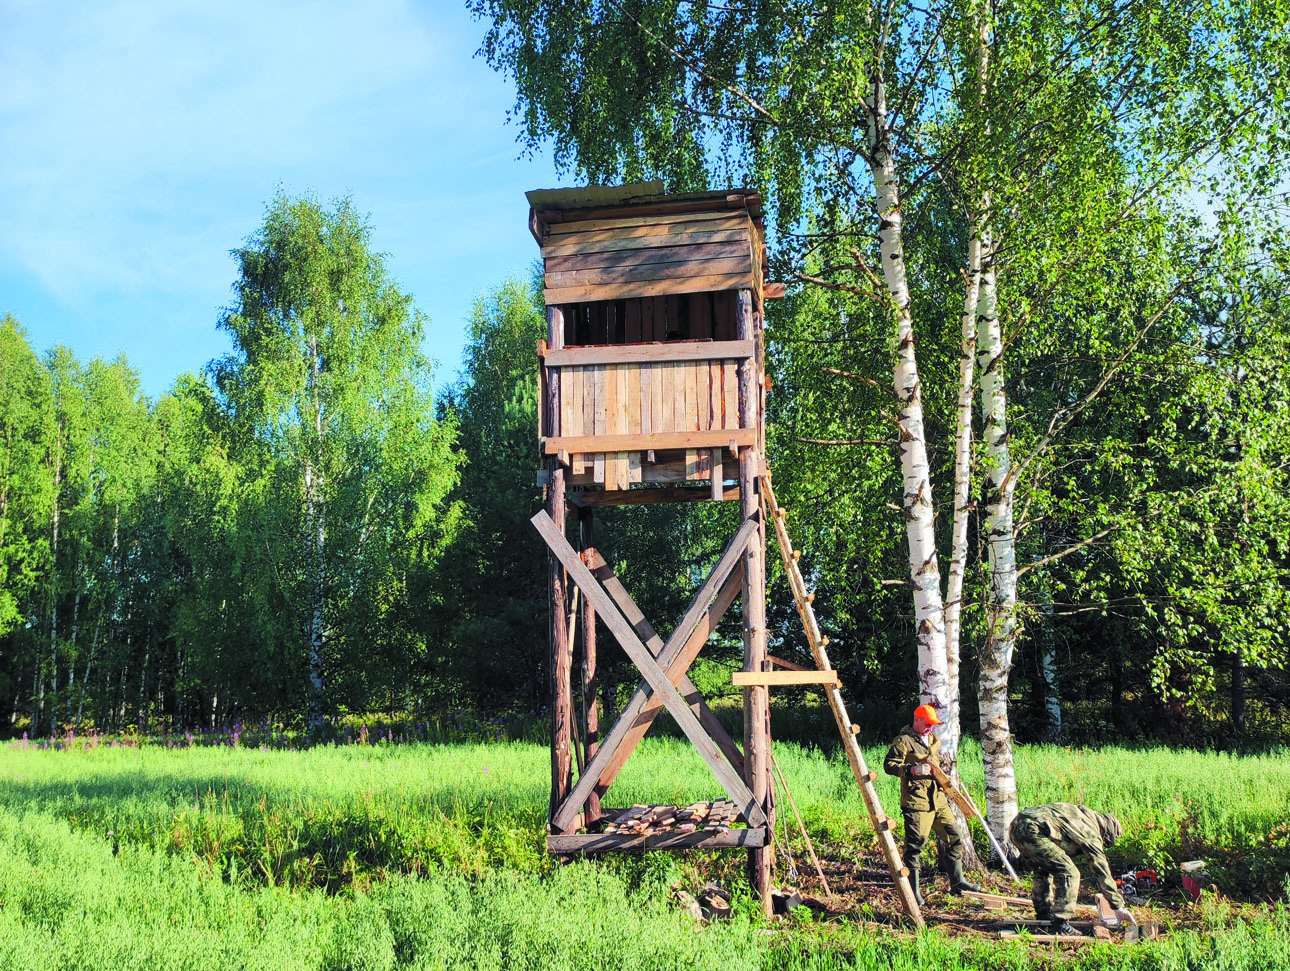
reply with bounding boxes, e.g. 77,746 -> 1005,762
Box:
0,0 -> 456,300
0,0 -> 561,395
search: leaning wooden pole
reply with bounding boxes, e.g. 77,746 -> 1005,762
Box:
771,752 -> 831,899
578,505 -> 601,824
737,289 -> 773,913
547,304 -> 573,829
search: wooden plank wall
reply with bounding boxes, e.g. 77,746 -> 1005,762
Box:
559,358 -> 743,489
543,211 -> 756,306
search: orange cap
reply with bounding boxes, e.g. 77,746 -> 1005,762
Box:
913,704 -> 942,726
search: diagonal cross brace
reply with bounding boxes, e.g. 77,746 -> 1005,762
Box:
584,550 -> 746,780
534,511 -> 766,832
552,552 -> 745,831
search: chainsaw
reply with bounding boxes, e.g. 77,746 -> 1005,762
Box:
1116,867 -> 1159,896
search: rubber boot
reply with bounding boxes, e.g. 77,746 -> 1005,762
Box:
947,859 -> 981,895
906,864 -> 924,906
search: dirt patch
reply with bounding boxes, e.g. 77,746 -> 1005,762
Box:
774,841 -> 1224,939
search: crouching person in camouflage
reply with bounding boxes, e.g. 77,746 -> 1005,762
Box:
1009,803 -> 1133,937
883,704 -> 980,905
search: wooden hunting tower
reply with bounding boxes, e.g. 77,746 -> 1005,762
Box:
528,181 -> 778,896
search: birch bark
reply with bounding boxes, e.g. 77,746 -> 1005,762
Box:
864,70 -> 950,716
944,223 -> 984,758
306,335 -> 326,722
975,240 -> 1021,843
1038,596 -> 1062,741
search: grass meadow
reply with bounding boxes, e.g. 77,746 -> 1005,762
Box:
1,733 -> 1288,970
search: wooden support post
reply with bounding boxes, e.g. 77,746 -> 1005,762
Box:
547,304 -> 573,830
579,506 -> 600,824
550,520 -> 756,833
737,288 -> 772,913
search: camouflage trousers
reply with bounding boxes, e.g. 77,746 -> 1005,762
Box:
901,804 -> 964,870
1009,813 -> 1082,919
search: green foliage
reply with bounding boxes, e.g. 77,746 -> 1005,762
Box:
0,193 -> 463,733
431,279 -> 549,711
0,317 -> 53,639
208,191 -> 462,718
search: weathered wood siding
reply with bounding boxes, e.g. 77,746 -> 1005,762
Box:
547,349 -> 751,490
541,211 -> 759,306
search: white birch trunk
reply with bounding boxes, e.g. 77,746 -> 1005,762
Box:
864,73 -> 950,716
67,586 -> 79,723
306,335 -> 326,721
75,622 -> 99,731
944,226 -> 984,758
975,240 -> 1021,846
1038,593 -> 1062,741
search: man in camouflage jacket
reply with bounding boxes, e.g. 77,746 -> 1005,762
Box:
883,704 -> 979,905
1010,802 -> 1132,935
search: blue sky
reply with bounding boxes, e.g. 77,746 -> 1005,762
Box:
0,0 -> 563,398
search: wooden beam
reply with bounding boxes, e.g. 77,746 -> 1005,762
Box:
544,208 -> 745,237
584,550 -> 745,779
544,339 -> 752,368
569,485 -> 739,507
534,510 -> 766,830
736,287 -> 772,911
545,272 -> 753,306
962,891 -> 1097,914
579,510 -> 600,824
547,239 -> 751,273
547,255 -> 752,290
732,670 -> 841,687
549,518 -> 758,833
766,654 -> 810,673
544,428 -> 754,455
998,932 -> 1098,945
547,827 -> 767,854
541,226 -> 749,259
547,305 -> 573,828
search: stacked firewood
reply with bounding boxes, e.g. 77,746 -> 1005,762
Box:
602,799 -> 741,836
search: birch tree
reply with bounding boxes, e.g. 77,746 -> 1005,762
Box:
212,193 -> 460,721
934,0 -> 1290,841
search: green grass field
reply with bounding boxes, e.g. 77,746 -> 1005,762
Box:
1,735 -> 1287,969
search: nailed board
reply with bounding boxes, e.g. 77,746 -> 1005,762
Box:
541,211 -> 758,305
546,355 -> 749,487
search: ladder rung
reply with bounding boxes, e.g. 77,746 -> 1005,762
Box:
875,817 -> 894,832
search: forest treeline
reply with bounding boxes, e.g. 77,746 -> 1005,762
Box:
2,188 -> 1288,747
4,0 -> 1290,750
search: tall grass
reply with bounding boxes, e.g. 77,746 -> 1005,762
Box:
2,737 -> 1289,969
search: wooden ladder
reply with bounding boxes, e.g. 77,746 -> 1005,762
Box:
760,472 -> 924,928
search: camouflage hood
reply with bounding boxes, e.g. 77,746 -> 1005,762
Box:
1099,812 -> 1123,847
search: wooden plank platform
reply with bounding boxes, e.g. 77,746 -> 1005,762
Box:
548,828 -> 767,853
549,800 -> 766,854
